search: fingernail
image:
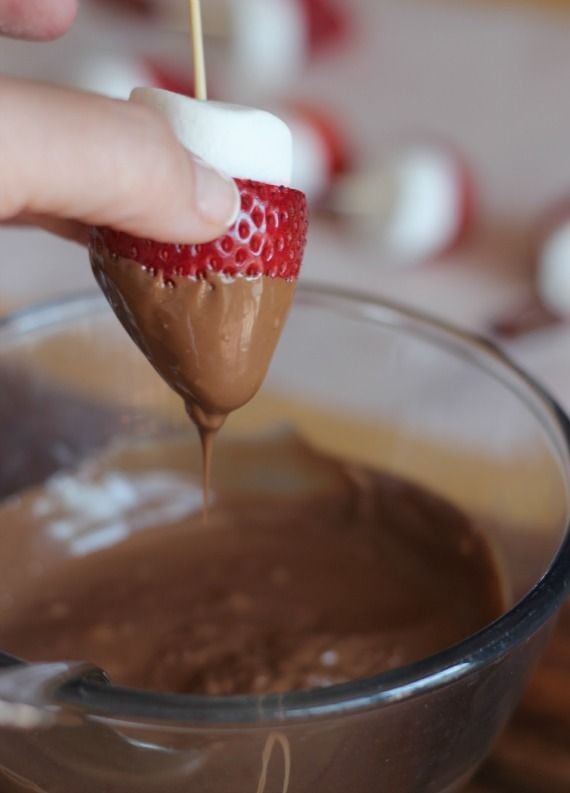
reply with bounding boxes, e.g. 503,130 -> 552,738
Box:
193,157 -> 240,228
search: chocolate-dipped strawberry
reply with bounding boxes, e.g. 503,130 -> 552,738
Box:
89,89 -> 307,451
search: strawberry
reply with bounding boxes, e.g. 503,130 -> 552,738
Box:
290,102 -> 352,181
144,59 -> 197,99
91,180 -> 308,281
298,0 -> 351,55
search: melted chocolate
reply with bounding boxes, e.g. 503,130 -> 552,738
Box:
0,367 -> 125,501
0,434 -> 503,695
91,252 -> 295,432
91,251 -> 296,510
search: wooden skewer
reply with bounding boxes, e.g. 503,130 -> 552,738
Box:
189,0 -> 208,100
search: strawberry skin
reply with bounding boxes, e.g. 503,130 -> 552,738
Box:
91,180 -> 308,281
299,0 -> 350,55
291,102 -> 352,181
144,59 -> 198,98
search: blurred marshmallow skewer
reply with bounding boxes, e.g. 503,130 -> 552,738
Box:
275,115 -> 475,263
537,201 -> 570,320
491,201 -> 570,340
284,104 -> 352,204
71,51 -> 198,99
329,143 -> 475,266
71,52 -> 157,99
91,0 -> 351,94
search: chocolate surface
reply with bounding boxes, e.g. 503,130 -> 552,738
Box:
0,367 -> 125,501
91,253 -> 296,435
0,433 -> 504,695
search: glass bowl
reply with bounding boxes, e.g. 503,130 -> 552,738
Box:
0,284 -> 568,793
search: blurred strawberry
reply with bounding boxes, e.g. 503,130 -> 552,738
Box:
298,0 -> 351,54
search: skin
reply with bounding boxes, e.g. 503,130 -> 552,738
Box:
0,0 -> 240,245
0,0 -> 78,40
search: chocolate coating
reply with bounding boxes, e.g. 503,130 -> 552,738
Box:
91,252 -> 295,434
0,434 -> 503,695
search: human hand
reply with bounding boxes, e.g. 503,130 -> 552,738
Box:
0,0 -> 78,41
0,2 -> 240,245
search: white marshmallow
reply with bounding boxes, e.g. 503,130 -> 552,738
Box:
286,113 -> 331,202
114,1 -> 306,95
385,147 -> 464,263
538,221 -> 570,318
72,53 -> 153,99
130,87 -> 293,186
228,0 -> 307,94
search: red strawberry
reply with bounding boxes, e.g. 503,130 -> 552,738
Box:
144,59 -> 197,98
442,150 -> 475,260
91,180 -> 308,281
289,102 -> 352,181
298,0 -> 351,55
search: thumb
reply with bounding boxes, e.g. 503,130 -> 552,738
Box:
0,77 -> 240,244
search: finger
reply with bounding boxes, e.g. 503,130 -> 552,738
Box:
0,77 -> 240,244
0,0 -> 78,41
8,214 -> 90,245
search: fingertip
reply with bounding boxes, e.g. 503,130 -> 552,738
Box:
0,0 -> 79,41
45,0 -> 79,39
124,107 -> 241,244
192,158 -> 241,239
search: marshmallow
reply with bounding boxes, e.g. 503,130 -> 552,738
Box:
130,87 -> 293,186
329,144 -> 471,264
227,0 -> 307,94
287,114 -> 331,201
72,52 -> 154,99
538,220 -> 570,318
385,146 -> 467,263
122,0 -> 306,93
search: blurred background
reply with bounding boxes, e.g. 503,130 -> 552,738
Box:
3,0 -> 570,405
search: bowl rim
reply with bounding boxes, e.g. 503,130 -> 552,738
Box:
0,284 -> 569,727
